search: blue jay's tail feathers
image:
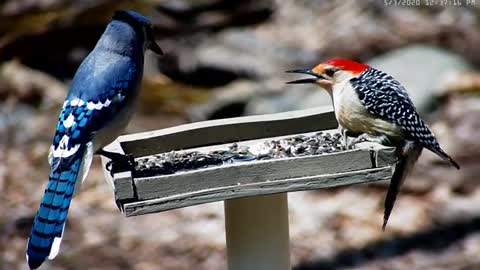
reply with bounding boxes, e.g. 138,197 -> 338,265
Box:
383,141 -> 422,231
27,144 -> 89,269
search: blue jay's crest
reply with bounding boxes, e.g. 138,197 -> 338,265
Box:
113,10 -> 153,28
111,10 -> 163,55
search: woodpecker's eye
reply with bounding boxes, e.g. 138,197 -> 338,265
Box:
324,68 -> 336,77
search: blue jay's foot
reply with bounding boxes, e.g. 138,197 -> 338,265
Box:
98,149 -> 136,176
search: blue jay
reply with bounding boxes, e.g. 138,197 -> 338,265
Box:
26,10 -> 163,269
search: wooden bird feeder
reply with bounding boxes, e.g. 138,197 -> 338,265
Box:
101,106 -> 396,270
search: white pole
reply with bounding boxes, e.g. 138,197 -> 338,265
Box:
224,193 -> 291,270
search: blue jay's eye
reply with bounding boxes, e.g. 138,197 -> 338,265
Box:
325,68 -> 336,77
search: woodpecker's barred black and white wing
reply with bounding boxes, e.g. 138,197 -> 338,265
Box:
350,68 -> 459,169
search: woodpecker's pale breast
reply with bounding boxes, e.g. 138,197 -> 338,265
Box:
332,79 -> 403,139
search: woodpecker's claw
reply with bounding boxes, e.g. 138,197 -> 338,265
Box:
349,134 -> 370,148
340,128 -> 350,150
350,134 -> 393,148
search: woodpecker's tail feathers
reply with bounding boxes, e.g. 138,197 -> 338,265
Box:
383,142 -> 422,230
428,147 -> 460,170
26,142 -> 93,269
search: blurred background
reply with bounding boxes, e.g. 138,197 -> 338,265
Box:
1,0 -> 480,269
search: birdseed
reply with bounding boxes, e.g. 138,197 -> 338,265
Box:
134,132 -> 343,177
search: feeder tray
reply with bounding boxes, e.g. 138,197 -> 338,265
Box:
101,106 -> 396,270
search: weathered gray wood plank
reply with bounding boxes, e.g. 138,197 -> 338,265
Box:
118,106 -> 336,157
375,144 -> 398,166
100,139 -> 135,201
113,172 -> 135,201
124,166 -> 392,216
133,146 -> 393,200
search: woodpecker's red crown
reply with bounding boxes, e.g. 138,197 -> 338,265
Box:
286,59 -> 370,88
314,59 -> 369,75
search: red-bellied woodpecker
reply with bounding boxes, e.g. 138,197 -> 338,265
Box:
287,59 -> 460,230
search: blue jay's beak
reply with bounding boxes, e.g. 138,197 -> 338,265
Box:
147,30 -> 163,55
285,69 -> 325,84
149,39 -> 163,55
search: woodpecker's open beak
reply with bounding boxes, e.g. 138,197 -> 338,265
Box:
285,69 -> 325,84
